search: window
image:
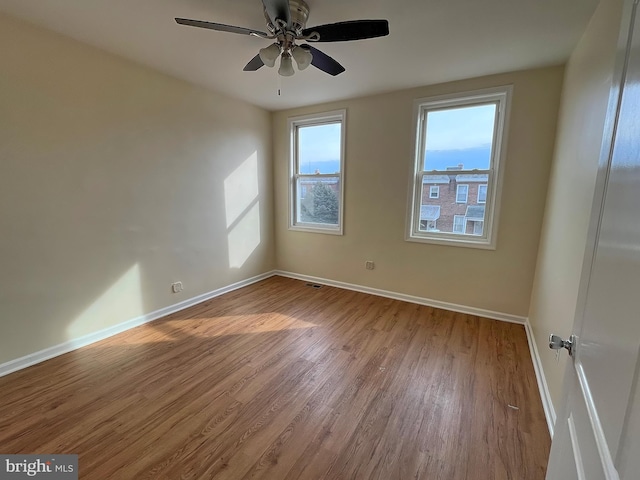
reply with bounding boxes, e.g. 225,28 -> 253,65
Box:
456,185 -> 469,203
406,86 -> 511,249
429,186 -> 439,198
420,219 -> 437,231
478,184 -> 488,203
453,215 -> 466,234
289,110 -> 346,234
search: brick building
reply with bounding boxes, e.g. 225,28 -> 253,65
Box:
420,166 -> 488,235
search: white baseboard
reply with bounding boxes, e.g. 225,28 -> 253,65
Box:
3,267 -> 553,440
0,270 -> 276,378
274,270 -> 557,434
524,318 -> 557,436
274,270 -> 527,324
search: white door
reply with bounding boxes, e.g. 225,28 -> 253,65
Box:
546,0 -> 640,478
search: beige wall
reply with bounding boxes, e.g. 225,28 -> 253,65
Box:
273,67 -> 564,317
528,0 -> 623,413
0,13 -> 275,364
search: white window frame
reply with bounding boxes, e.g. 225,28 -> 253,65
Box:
288,110 -> 346,235
429,185 -> 439,198
453,215 -> 466,234
478,184 -> 488,204
406,86 -> 511,249
456,184 -> 469,203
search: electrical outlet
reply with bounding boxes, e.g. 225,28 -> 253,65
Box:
171,281 -> 183,293
365,261 -> 375,270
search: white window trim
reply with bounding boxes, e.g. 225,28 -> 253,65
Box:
456,184 -> 469,203
288,109 -> 346,235
453,215 -> 466,234
429,185 -> 439,198
405,85 -> 512,250
478,184 -> 488,204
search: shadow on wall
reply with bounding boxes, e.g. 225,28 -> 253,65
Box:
65,151 -> 264,341
0,9 -> 273,364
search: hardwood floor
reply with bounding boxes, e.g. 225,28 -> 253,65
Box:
0,276 -> 550,479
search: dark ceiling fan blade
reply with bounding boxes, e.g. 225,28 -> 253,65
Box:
262,0 -> 291,28
243,54 -> 265,71
175,18 -> 268,37
300,45 -> 345,76
302,20 -> 389,42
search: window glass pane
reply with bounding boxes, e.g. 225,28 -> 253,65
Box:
453,215 -> 466,233
423,103 -> 496,171
456,185 -> 468,203
296,177 -> 340,225
298,123 -> 341,174
478,184 -> 487,203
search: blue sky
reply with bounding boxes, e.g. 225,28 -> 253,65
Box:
298,104 -> 496,173
425,104 -> 496,151
424,103 -> 496,171
298,123 -> 341,174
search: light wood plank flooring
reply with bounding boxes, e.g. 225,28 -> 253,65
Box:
0,276 -> 550,479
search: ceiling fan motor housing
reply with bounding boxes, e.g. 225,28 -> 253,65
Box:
264,0 -> 310,33
289,0 -> 310,33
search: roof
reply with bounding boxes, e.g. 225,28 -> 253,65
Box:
465,205 -> 485,220
422,175 -> 450,185
420,205 -> 441,221
456,174 -> 489,183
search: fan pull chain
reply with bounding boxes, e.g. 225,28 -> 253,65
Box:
277,74 -> 282,96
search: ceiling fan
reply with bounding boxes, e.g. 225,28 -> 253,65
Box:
175,0 -> 389,77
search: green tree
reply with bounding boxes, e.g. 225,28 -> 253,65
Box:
301,182 -> 339,224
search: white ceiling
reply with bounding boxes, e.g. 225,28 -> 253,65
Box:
0,0 -> 599,111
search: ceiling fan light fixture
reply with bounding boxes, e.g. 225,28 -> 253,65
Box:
259,43 -> 280,68
175,2 -> 389,78
278,53 -> 295,77
292,45 -> 313,70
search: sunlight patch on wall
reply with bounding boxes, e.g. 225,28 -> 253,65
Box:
66,263 -> 143,340
224,151 -> 261,268
228,201 -> 261,268
224,151 -> 259,228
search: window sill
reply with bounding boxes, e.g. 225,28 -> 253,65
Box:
289,224 -> 343,236
405,233 -> 496,250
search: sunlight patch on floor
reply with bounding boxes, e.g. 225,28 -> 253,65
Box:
122,313 -> 317,344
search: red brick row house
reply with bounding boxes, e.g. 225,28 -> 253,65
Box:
420,171 -> 488,235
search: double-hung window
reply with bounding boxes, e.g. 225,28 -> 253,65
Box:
478,184 -> 488,203
289,110 -> 346,234
453,215 -> 466,234
407,86 -> 511,249
456,185 -> 469,203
